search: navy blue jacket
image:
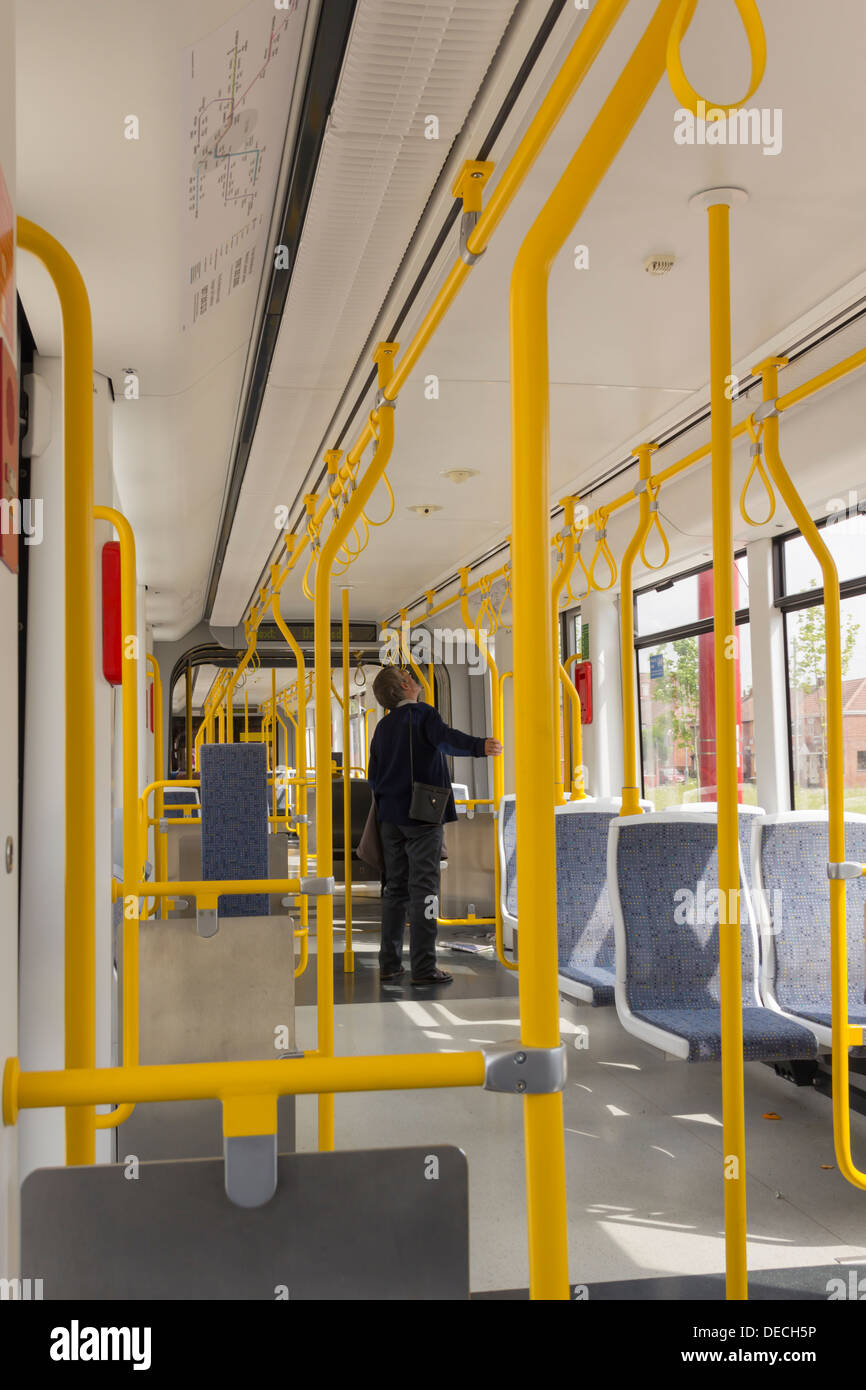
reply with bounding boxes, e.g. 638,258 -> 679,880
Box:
367,701 -> 486,826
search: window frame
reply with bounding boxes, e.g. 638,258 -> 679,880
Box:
774,522 -> 866,810
633,553 -> 750,802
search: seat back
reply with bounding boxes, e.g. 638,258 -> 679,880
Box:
609,812 -> 759,1014
163,787 -> 200,820
499,795 -> 517,924
555,800 -> 622,980
200,744 -> 269,917
677,801 -> 764,891
754,812 -> 866,1015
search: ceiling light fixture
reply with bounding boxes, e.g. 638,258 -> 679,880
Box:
440,468 -> 479,484
408,504 -> 443,516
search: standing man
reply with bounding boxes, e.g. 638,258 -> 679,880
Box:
367,667 -> 502,986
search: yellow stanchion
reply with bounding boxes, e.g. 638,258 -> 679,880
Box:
510,0 -> 693,1301
147,654 -> 167,919
313,344 -> 397,1150
619,445 -> 656,816
756,356 -> 866,1192
342,588 -> 354,974
701,188 -> 749,1300
270,595 -> 311,976
551,499 -> 577,805
458,577 -> 515,970
18,218 -> 97,1164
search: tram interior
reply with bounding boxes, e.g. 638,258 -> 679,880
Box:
2,0 -> 866,1305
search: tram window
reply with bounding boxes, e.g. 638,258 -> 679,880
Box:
780,511 -> 866,597
785,588 -> 866,811
635,557 -> 753,809
635,555 -> 748,636
638,623 -> 755,809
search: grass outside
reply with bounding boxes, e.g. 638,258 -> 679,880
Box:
647,779 -> 758,811
795,785 -> 866,815
646,779 -> 866,814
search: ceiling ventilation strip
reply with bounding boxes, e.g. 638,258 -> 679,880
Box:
209,0 -> 520,626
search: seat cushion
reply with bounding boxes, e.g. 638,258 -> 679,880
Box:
786,1004 -> 866,1029
559,963 -> 615,1006
633,1006 -> 819,1063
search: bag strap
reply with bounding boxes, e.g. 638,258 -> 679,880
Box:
408,704 -> 415,784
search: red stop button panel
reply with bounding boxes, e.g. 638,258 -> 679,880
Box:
102,541 -> 122,685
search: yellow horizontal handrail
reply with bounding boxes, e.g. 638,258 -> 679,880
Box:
4,1051 -> 486,1120
113,878 -> 302,902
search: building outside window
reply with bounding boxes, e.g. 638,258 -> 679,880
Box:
635,556 -> 755,809
776,513 -> 866,810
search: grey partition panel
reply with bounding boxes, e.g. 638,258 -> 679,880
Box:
22,1146 -> 469,1301
118,913 -> 297,1162
440,813 -> 495,920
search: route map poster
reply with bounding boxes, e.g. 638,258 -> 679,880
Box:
182,0 -> 305,331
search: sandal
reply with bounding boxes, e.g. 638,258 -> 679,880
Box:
410,969 -> 453,986
380,965 -> 405,981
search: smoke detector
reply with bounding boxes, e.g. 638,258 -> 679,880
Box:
408,504 -> 442,516
441,468 -> 479,484
644,253 -> 676,277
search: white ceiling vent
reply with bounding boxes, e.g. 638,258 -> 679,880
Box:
213,0 -> 520,623
644,254 -> 676,277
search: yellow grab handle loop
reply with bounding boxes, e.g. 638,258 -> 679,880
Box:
496,570 -> 512,630
740,421 -> 776,526
588,522 -> 617,592
301,543 -> 318,601
640,484 -> 671,570
362,469 -> 396,527
572,538 -> 593,599
667,0 -> 766,118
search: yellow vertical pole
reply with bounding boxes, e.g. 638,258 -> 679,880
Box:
342,588 -> 354,973
363,707 -> 372,776
271,668 -> 278,826
758,356 -> 866,1191
509,0 -> 685,1302
314,342 -> 397,1150
147,653 -> 166,918
18,219 -> 97,1164
185,666 -> 193,779
272,598 -> 310,948
619,445 -> 656,816
559,665 -> 585,798
459,587 -> 515,972
551,505 -> 572,805
244,688 -> 249,739
704,190 -> 748,1299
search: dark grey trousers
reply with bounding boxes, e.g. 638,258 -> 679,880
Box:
379,821 -> 444,978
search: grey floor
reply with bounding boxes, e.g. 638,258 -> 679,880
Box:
296,892 -> 866,1297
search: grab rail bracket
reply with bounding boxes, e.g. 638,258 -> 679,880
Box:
482,1042 -> 567,1095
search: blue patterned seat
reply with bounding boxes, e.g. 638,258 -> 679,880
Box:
677,802 -> 762,896
755,814 -> 866,1050
609,814 -> 818,1062
200,744 -> 269,917
500,796 -> 518,929
555,804 -> 623,1006
163,787 -> 200,820
499,794 -> 638,1003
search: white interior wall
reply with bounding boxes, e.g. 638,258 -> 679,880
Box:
0,0 -> 17,1276
19,362 -> 115,1184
